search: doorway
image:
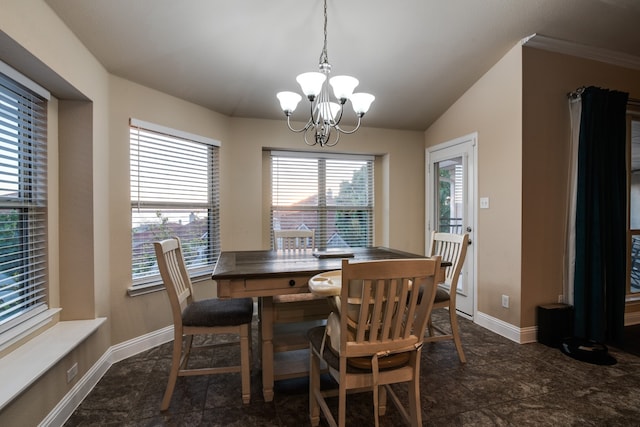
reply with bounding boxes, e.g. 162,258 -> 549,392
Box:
426,133 -> 477,318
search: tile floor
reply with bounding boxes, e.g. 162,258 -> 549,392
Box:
64,311 -> 640,426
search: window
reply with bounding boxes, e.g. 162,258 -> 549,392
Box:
0,65 -> 49,334
629,113 -> 640,295
130,119 -> 220,289
271,151 -> 374,249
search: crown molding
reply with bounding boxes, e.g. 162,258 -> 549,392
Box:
522,33 -> 640,71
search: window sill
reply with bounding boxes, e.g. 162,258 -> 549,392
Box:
626,295 -> 640,303
0,307 -> 61,355
0,316 -> 106,411
127,272 -> 213,297
127,282 -> 166,297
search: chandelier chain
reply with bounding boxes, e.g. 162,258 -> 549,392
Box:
319,0 -> 329,65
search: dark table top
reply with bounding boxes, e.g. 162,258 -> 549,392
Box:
211,246 -> 438,280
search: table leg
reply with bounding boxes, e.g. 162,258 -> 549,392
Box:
261,296 -> 275,402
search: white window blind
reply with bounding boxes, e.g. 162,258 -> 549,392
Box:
130,119 -> 220,287
0,71 -> 48,333
271,151 -> 374,249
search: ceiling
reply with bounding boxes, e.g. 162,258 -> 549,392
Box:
44,0 -> 640,131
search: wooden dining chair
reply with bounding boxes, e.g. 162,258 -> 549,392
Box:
308,256 -> 441,427
154,237 -> 253,411
273,229 -> 315,251
425,231 -> 469,363
270,230 -> 328,323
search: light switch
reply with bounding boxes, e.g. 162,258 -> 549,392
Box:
480,197 -> 489,209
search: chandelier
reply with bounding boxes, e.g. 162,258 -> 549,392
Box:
276,0 -> 375,147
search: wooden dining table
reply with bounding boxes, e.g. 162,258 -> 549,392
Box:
212,246 -> 446,401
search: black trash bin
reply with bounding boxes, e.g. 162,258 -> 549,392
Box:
537,303 -> 573,348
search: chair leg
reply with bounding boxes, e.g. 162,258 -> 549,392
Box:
240,323 -> 251,404
261,296 -> 275,402
161,333 -> 183,411
407,376 -> 421,427
309,346 -> 321,426
449,306 -> 466,363
337,383 -> 347,427
378,385 -> 387,416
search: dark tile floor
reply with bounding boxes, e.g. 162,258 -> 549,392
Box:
64,311 -> 640,426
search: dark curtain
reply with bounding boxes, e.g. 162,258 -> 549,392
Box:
574,86 -> 628,345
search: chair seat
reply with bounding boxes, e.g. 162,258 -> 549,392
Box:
417,285 -> 450,304
182,297 -> 253,327
308,326 -> 410,372
434,287 -> 450,303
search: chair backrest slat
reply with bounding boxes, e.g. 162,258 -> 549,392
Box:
339,257 -> 441,357
154,237 -> 195,325
428,231 -> 469,289
273,229 -> 315,251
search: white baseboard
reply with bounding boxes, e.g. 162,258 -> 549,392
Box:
475,311 -> 537,344
39,325 -> 173,427
109,326 -> 174,364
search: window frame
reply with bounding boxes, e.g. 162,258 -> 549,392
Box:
270,150 -> 374,250
0,61 -> 50,345
627,108 -> 640,298
129,119 -> 221,294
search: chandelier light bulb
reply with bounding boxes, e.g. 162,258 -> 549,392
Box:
276,91 -> 302,115
350,93 -> 375,116
329,75 -> 359,103
296,72 -> 326,100
317,101 -> 341,122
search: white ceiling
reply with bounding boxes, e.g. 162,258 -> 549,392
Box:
44,0 -> 640,131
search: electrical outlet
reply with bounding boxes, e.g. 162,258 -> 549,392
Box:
67,362 -> 78,383
501,294 -> 509,308
558,294 -> 564,303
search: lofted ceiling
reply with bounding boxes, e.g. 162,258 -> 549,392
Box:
44,0 -> 640,131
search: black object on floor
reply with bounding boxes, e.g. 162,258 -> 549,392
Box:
560,337 -> 617,365
537,303 -> 573,348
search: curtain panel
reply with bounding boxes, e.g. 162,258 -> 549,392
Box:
574,86 -> 628,345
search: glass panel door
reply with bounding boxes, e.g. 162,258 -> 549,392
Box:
427,135 -> 476,318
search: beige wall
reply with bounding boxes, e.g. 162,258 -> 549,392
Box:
2,0 -> 112,423
1,1 -> 425,423
108,75 -> 232,344
424,43 -> 523,326
107,82 -> 425,345
225,117 -> 426,252
6,1 -> 640,424
424,41 -> 640,331
521,47 -> 640,327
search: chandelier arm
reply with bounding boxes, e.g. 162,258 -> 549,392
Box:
285,115 -> 314,133
311,98 -> 322,126
304,126 -> 319,146
332,104 -> 345,127
334,116 -> 363,135
323,130 -> 340,147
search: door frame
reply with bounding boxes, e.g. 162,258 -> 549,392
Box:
426,132 -> 478,319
